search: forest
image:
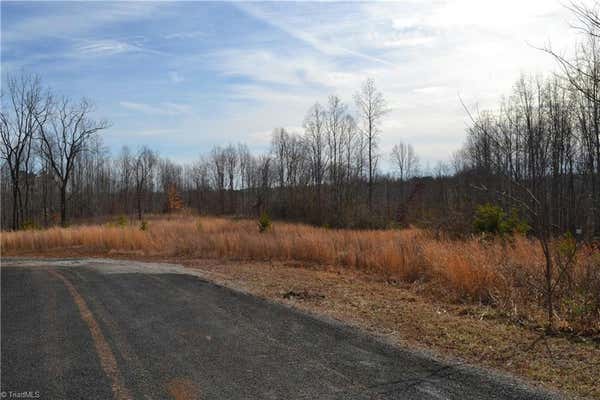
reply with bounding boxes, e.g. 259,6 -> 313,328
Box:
1,66 -> 599,240
2,4 -> 600,245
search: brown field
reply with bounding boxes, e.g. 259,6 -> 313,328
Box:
2,215 -> 600,398
2,215 -> 599,334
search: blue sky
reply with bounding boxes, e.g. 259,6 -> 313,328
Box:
1,1 -> 585,165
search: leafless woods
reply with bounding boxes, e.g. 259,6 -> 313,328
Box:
1,3 -> 599,241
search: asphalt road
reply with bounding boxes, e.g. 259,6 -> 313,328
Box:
1,258 -> 560,400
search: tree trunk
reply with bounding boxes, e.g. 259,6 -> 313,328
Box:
60,184 -> 67,227
137,190 -> 143,220
12,186 -> 19,230
368,134 -> 373,213
540,234 -> 555,332
42,181 -> 49,228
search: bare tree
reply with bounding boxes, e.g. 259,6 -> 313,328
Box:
253,154 -> 272,216
325,96 -> 347,219
116,145 -> 133,214
543,1 -> 600,236
271,128 -> 288,190
303,103 -> 327,219
210,146 -> 227,214
3,27 -> 595,243
391,142 -> 419,182
224,144 -> 238,213
354,78 -> 388,212
134,146 -> 157,220
36,97 -> 109,226
237,143 -> 252,214
0,72 -> 51,229
460,73 -> 585,331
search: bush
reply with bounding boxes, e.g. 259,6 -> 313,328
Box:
473,204 -> 504,234
557,231 -> 577,258
116,215 -> 128,228
140,220 -> 149,231
473,203 -> 529,235
258,212 -> 271,233
501,208 -> 530,235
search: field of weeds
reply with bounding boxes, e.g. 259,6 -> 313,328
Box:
2,215 -> 599,335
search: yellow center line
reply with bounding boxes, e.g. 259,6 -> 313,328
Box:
49,269 -> 132,400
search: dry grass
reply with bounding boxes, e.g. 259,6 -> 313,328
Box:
2,215 -> 599,333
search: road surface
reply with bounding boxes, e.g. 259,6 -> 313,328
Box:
1,258 -> 560,399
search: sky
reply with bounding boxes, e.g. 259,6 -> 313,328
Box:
0,0 -> 589,167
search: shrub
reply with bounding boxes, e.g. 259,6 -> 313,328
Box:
116,215 -> 128,228
473,204 -> 529,235
140,220 -> 149,231
474,204 -> 504,234
258,212 -> 271,233
501,208 -> 530,235
557,231 -> 577,258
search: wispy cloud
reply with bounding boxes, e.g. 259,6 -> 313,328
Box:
233,2 -> 397,68
120,101 -> 192,116
2,0 -> 585,165
76,39 -> 144,57
164,30 -> 207,40
3,2 -> 163,44
211,47 -> 371,96
72,33 -> 169,58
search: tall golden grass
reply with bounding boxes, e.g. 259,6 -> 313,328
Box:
2,216 -> 598,332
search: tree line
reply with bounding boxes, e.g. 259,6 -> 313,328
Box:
0,75 -> 419,229
1,4 -> 599,240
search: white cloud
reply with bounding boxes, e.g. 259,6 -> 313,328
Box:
425,0 -> 563,30
3,3 -> 162,44
233,2 -> 397,67
214,0 -> 586,164
7,0 -> 593,166
120,101 -> 192,116
76,40 -> 141,56
212,48 -> 367,92
164,30 -> 206,40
